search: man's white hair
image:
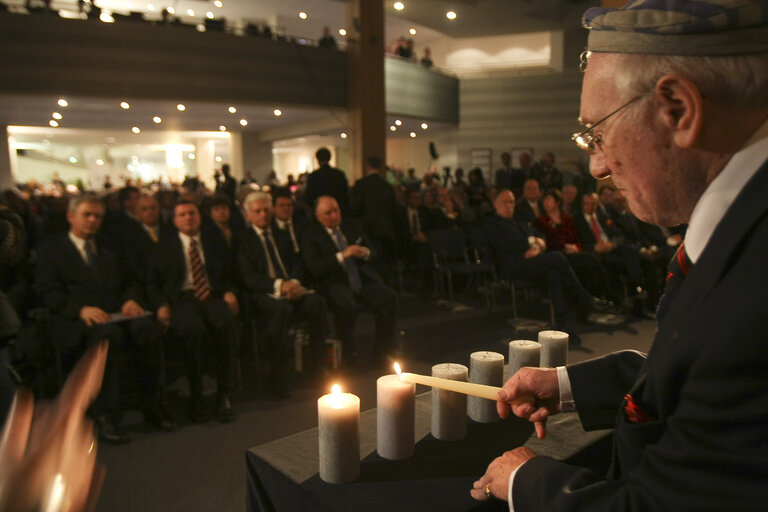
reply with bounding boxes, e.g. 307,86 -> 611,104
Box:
243,191 -> 271,211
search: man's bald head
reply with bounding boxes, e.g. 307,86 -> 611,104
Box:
494,189 -> 516,219
315,195 -> 342,229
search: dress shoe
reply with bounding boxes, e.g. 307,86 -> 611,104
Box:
216,396 -> 236,423
97,417 -> 131,445
190,399 -> 210,424
588,297 -> 615,313
144,406 -> 179,432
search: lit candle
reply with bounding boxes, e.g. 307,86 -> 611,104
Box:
468,351 -> 504,423
430,363 -> 469,440
538,330 -> 569,368
377,363 -> 415,460
317,384 -> 360,483
507,339 -> 541,380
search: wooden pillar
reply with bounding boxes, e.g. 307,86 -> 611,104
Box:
345,0 -> 385,183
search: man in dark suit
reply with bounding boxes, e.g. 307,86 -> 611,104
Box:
271,188 -> 308,254
304,147 -> 349,213
101,185 -> 140,249
494,152 -> 514,192
146,200 -> 239,423
237,192 -> 328,397
513,179 -> 544,227
395,188 -> 436,295
300,196 -> 397,367
473,2 -> 768,509
36,194 -> 164,443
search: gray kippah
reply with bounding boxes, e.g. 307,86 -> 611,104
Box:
584,0 -> 768,56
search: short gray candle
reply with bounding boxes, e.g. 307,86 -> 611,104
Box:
538,330 -> 569,368
468,351 -> 504,423
376,374 -> 415,460
507,340 -> 541,381
318,388 -> 360,483
431,363 -> 468,440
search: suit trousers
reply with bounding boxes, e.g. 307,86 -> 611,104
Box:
170,294 -> 236,400
516,251 -> 592,322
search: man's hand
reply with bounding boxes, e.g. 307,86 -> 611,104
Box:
79,306 -> 110,326
412,232 -> 427,243
534,237 -> 547,251
497,367 -> 560,439
595,240 -> 614,253
223,291 -> 239,315
156,305 -> 172,328
524,245 -> 541,259
342,245 -> 367,260
121,299 -> 144,317
470,447 -> 538,501
281,280 -> 305,300
564,243 -> 580,254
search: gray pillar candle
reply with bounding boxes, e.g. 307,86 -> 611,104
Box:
376,374 -> 415,460
318,386 -> 360,483
468,351 -> 504,423
507,340 -> 541,381
538,330 -> 569,368
431,363 -> 468,440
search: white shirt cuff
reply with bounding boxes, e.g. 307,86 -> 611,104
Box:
273,278 -> 284,297
335,252 -> 344,265
507,464 -> 524,511
557,365 -> 576,413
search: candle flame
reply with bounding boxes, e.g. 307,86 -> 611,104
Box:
394,362 -> 401,376
331,384 -> 341,396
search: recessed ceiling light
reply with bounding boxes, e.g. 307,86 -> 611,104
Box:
153,116 -> 162,124
69,156 -> 78,164
228,106 -> 237,114
58,98 -> 68,107
214,0 -> 222,7
338,28 -> 347,36
188,153 -> 196,159
409,28 -> 416,35
176,104 -> 186,111
273,109 -> 282,116
239,119 -> 248,126
131,126 -> 141,134
298,11 -> 308,20
100,11 -> 114,23
421,122 -> 429,130
167,6 -> 175,14
120,101 -> 130,109
389,125 -> 397,131
186,9 -> 195,16
219,125 -> 227,131
49,120 -> 59,127
409,132 -> 416,138
147,4 -> 155,11
96,159 -> 104,166
215,156 -> 223,163
393,2 -> 404,11
340,132 -> 348,139
52,112 -> 62,120
206,11 -> 214,19
446,10 -> 457,20
394,119 -> 402,126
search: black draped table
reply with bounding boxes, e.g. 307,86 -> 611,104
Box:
246,392 -> 612,512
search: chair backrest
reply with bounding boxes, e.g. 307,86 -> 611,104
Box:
427,228 -> 468,262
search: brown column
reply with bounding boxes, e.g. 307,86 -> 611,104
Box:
345,0 -> 385,183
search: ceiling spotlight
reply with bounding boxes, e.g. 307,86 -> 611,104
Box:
188,153 -> 196,160
176,103 -> 186,111
49,120 -> 59,127
409,28 -> 416,35
219,125 -> 227,131
96,159 -> 104,166
446,10 -> 457,20
215,156 -> 223,163
120,101 -> 130,109
338,28 -> 347,36
239,119 -> 248,126
186,9 -> 195,16
228,106 -> 237,113
58,98 -> 68,107
421,122 -> 429,130
389,125 -> 397,131
153,116 -> 162,124
214,0 -> 222,7
167,6 -> 175,14
409,132 -> 416,138
147,4 -> 155,11
340,132 -> 348,139
131,126 -> 141,134
68,156 -> 78,164
52,112 -> 62,120
393,2 -> 404,11
99,11 -> 114,23
206,11 -> 214,19
394,119 -> 402,126
273,109 -> 282,116
298,11 -> 308,20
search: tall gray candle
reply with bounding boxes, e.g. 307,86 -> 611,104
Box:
468,351 -> 504,423
318,385 -> 360,483
507,340 -> 541,381
376,374 -> 415,460
431,363 -> 468,440
538,330 -> 569,368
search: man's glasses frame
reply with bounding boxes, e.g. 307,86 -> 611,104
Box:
571,95 -> 641,154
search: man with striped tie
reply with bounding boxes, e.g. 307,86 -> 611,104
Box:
147,200 -> 239,423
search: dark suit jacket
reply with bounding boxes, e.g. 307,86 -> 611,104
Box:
304,164 -> 350,213
513,199 -> 543,227
118,219 -> 173,291
236,225 -> 304,295
574,210 -> 617,252
299,220 -> 382,290
482,214 -> 535,279
146,227 -> 234,308
513,158 -> 768,511
349,173 -> 397,238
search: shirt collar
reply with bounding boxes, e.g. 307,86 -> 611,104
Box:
178,230 -> 201,248
68,231 -> 89,251
686,118 -> 768,263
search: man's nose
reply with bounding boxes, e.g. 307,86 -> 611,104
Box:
590,152 -> 609,179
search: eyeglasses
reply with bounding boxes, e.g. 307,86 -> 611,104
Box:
571,95 -> 641,154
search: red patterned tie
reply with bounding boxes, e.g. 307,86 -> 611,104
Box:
189,239 -> 211,301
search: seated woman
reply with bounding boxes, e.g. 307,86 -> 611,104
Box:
535,190 -> 610,301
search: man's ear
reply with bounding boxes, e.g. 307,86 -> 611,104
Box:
654,73 -> 703,149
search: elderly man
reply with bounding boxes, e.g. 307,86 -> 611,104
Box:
300,196 -> 397,367
473,1 -> 768,510
237,192 -> 328,397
